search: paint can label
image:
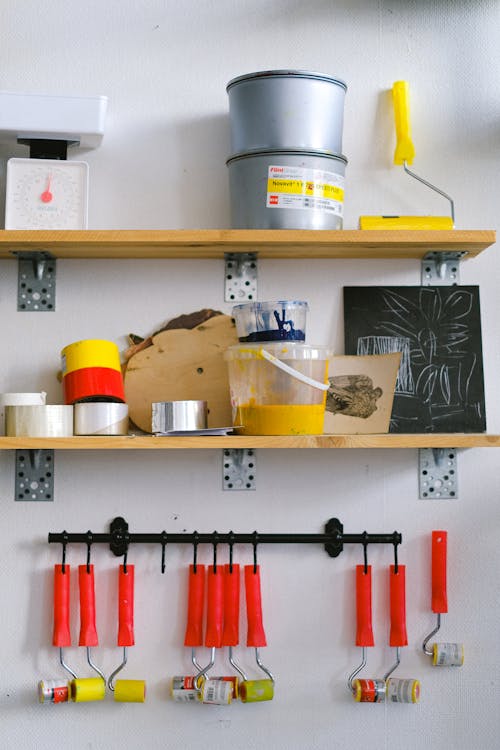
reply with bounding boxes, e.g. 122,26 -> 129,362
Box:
353,678 -> 386,703
386,678 -> 420,704
201,678 -> 233,705
266,165 -> 344,215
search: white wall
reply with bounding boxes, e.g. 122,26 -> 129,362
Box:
1,2 -> 500,749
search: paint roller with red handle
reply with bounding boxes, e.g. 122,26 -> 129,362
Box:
107,564 -> 146,702
171,563 -> 206,703
38,564 -> 77,704
237,564 -> 274,703
70,564 -> 106,703
384,565 -> 420,703
197,563 -> 234,705
422,531 -> 464,666
349,565 -> 386,703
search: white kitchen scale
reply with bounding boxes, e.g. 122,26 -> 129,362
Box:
0,90 -> 107,309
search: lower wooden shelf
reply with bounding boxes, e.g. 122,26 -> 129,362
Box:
0,434 -> 499,449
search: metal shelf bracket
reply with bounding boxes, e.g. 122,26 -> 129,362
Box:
224,252 -> 257,302
421,251 -> 465,286
222,448 -> 256,491
15,251 -> 56,311
419,447 -> 458,499
15,449 -> 54,501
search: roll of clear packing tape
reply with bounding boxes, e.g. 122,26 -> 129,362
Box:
0,392 -> 47,435
5,405 -> 73,437
74,402 -> 129,435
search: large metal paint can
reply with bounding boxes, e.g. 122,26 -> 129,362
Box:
227,149 -> 347,229
226,70 -> 347,154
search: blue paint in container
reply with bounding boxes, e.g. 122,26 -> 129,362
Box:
232,301 -> 308,342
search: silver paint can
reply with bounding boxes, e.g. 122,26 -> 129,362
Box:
227,70 -> 347,154
227,149 -> 347,229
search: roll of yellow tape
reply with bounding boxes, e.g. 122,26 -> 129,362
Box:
61,339 -> 121,376
71,677 -> 106,702
114,679 -> 146,703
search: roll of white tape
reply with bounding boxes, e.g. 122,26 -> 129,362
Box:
74,402 -> 129,435
0,392 -> 47,435
5,405 -> 73,437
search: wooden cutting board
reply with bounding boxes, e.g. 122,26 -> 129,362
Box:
124,314 -> 238,432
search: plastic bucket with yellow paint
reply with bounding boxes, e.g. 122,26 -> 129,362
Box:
224,343 -> 332,435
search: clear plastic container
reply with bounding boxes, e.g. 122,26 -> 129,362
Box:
232,300 -> 308,342
224,343 -> 332,435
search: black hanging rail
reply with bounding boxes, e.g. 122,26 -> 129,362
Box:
48,517 -> 402,567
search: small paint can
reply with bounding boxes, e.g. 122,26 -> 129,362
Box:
227,149 -> 346,230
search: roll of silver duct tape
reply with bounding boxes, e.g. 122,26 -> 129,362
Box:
74,402 -> 129,436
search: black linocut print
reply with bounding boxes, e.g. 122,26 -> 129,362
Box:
343,286 -> 486,433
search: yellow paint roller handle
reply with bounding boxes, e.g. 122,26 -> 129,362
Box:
392,81 -> 415,165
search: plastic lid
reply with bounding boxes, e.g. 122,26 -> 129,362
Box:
224,343 -> 332,361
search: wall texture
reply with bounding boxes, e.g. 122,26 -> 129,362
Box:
1,2 -> 499,749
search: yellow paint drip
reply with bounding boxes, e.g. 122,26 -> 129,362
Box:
235,403 -> 325,435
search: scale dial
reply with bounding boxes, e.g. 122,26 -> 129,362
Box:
5,157 -> 89,229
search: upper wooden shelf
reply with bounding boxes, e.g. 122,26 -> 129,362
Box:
0,229 -> 495,260
1,434 -> 499,450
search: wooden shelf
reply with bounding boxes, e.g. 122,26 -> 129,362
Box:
0,229 -> 495,260
1,434 -> 499,450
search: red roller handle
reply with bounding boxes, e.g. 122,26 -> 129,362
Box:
389,565 -> 408,647
205,567 -> 224,648
222,564 -> 240,647
184,564 -> 206,647
432,530 -> 448,614
117,565 -> 135,647
244,565 -> 267,648
78,565 -> 99,647
53,564 -> 71,648
356,565 -> 374,647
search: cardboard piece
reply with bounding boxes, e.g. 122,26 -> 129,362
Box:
324,354 -> 401,434
124,315 -> 237,432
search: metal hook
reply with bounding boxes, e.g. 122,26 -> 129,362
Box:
252,531 -> 258,573
422,612 -> 442,656
61,532 -> 68,574
107,646 -> 127,691
192,531 -> 199,574
347,646 -> 367,692
228,531 -> 234,574
393,539 -> 399,575
362,533 -> 369,575
383,646 -> 401,681
212,532 -> 218,574
86,531 -> 92,573
123,552 -> 128,575
160,531 -> 168,574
